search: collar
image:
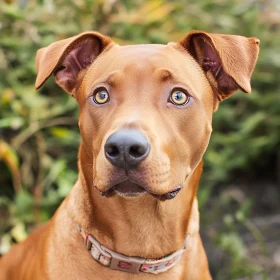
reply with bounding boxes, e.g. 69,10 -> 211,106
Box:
77,225 -> 190,274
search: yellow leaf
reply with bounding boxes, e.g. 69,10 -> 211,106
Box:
11,223 -> 28,243
0,140 -> 22,192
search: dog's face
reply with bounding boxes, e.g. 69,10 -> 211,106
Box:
35,31 -> 259,199
77,44 -> 214,197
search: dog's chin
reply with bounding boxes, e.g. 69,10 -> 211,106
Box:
113,180 -> 147,197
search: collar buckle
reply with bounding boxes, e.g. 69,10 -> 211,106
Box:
102,246 -> 145,273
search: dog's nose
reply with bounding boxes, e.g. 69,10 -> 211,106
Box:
104,129 -> 150,169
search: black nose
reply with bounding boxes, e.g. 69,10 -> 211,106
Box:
104,129 -> 150,170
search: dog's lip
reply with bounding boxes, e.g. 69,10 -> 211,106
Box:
98,179 -> 182,200
95,179 -> 145,197
162,186 -> 182,200
112,180 -> 146,197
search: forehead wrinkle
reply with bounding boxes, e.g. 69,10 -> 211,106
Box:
105,71 -> 124,87
155,68 -> 174,82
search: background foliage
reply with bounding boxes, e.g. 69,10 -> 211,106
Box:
0,0 -> 279,279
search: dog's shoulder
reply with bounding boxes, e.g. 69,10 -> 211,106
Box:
0,222 -> 51,280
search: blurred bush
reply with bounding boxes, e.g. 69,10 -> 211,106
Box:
0,0 -> 279,279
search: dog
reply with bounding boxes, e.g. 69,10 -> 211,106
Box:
0,30 -> 259,279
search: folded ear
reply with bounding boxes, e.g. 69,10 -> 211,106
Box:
35,31 -> 113,96
178,31 -> 260,104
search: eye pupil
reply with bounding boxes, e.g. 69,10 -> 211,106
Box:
99,92 -> 107,99
174,92 -> 183,100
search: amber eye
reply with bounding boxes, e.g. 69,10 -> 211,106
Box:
93,88 -> 110,104
169,90 -> 190,106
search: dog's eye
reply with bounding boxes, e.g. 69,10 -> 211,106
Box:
169,89 -> 190,106
93,88 -> 110,104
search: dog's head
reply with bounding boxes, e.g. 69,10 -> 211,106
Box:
36,31 -> 259,199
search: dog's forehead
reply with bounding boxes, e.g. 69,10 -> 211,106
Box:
85,42 -> 201,87
115,43 -> 171,57
104,43 -> 192,68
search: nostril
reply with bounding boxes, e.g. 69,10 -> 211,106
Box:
104,130 -> 150,169
129,144 -> 147,158
106,145 -> 119,157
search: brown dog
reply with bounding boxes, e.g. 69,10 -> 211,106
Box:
0,30 -> 259,279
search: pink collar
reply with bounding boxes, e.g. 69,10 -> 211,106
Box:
77,225 -> 190,274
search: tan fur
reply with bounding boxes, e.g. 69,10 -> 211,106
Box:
0,30 -> 259,280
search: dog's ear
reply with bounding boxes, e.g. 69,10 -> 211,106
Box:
35,32 -> 113,96
178,31 -> 260,106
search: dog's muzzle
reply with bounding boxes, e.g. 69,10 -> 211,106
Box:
102,129 -> 182,200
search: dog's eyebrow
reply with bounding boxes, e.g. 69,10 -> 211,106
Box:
155,69 -> 174,81
105,71 -> 125,87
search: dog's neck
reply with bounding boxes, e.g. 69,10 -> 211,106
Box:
67,143 -> 202,258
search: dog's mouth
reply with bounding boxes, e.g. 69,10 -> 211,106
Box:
113,180 -> 146,197
98,179 -> 182,200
